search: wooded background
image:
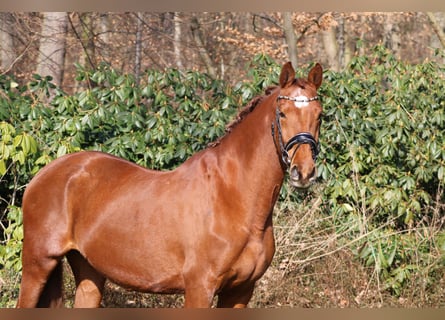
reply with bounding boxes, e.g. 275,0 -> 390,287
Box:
1,12 -> 445,89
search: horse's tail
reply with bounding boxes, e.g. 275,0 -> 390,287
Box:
37,261 -> 64,307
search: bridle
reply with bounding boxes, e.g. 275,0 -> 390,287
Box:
271,95 -> 321,168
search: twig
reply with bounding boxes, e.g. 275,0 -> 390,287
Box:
0,40 -> 34,76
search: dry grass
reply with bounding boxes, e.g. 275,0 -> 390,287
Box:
251,185 -> 445,308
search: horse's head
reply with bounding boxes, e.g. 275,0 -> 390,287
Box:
273,62 -> 323,189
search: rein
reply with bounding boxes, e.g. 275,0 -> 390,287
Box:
271,95 -> 320,168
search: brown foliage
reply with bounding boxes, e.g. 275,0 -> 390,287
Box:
1,12 -> 443,93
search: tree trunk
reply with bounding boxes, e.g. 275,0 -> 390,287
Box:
321,25 -> 339,72
426,12 -> 445,49
173,12 -> 183,70
244,12 -> 253,34
190,16 -> 217,78
383,13 -> 401,59
36,12 -> 68,87
134,12 -> 143,85
337,15 -> 346,70
282,12 -> 298,68
0,13 -> 16,74
97,13 -> 110,62
78,13 -> 96,69
342,17 -> 353,69
355,14 -> 368,56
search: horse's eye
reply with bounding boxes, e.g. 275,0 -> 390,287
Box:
279,111 -> 286,118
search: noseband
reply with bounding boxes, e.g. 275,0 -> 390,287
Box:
271,95 -> 320,168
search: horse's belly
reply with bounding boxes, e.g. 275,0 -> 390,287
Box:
87,252 -> 185,293
77,228 -> 186,293
107,267 -> 184,294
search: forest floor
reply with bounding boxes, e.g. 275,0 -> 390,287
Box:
61,249 -> 444,308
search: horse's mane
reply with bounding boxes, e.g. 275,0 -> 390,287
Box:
208,86 -> 277,148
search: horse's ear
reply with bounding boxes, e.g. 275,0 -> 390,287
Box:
279,62 -> 295,88
308,63 -> 323,89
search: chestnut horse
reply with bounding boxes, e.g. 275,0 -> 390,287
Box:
17,62 -> 323,308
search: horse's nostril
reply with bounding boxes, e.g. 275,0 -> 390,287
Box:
290,165 -> 316,183
290,166 -> 299,180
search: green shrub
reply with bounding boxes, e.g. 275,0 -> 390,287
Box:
0,121 -> 38,274
317,45 -> 444,293
0,48 -> 443,304
319,46 -> 444,227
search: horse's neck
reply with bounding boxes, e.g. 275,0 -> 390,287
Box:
223,93 -> 283,179
212,93 -> 285,224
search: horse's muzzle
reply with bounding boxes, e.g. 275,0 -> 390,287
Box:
289,165 -> 317,189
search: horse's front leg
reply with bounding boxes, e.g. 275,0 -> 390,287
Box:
183,290 -> 214,308
216,282 -> 255,308
183,273 -> 217,308
183,285 -> 215,308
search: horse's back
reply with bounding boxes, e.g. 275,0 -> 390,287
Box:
25,151 -> 131,212
22,151 -> 155,252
